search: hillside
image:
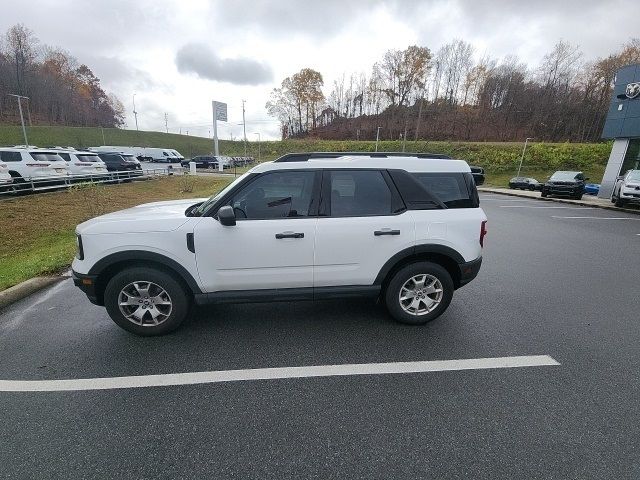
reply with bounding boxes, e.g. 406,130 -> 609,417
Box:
0,125 -> 611,184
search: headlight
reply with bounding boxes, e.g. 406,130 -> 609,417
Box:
76,234 -> 84,260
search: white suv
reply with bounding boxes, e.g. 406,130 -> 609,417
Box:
0,147 -> 70,182
72,154 -> 487,336
611,169 -> 640,207
54,148 -> 108,175
0,160 -> 12,189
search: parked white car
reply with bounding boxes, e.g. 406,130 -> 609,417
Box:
0,147 -> 70,181
72,153 -> 487,336
611,169 -> 640,207
54,149 -> 109,175
0,160 -> 13,188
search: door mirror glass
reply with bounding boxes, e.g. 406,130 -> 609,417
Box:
218,205 -> 236,226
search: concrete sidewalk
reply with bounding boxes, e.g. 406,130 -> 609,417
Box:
478,187 -> 640,215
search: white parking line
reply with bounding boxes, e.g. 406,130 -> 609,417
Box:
551,216 -> 640,220
500,206 -> 594,209
0,355 -> 560,392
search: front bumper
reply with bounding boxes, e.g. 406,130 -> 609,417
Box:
71,270 -> 101,305
458,257 -> 482,288
620,188 -> 640,201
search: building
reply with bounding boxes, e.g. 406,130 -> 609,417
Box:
599,64 -> 640,198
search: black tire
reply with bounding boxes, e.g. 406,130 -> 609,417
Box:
611,194 -> 617,204
615,196 -> 625,208
541,190 -> 548,198
384,261 -> 454,325
573,193 -> 583,200
104,267 -> 191,336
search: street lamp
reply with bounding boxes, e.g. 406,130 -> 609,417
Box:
375,126 -> 382,152
132,93 -> 139,131
254,132 -> 261,163
517,137 -> 534,177
7,94 -> 29,147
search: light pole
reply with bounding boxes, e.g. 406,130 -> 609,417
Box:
8,94 -> 29,147
517,137 -> 533,177
375,126 -> 381,152
132,94 -> 139,131
242,99 -> 247,156
254,132 -> 261,163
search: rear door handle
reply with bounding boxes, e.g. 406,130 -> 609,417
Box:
275,232 -> 304,239
374,229 -> 400,236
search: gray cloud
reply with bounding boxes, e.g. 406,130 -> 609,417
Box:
175,43 -> 273,85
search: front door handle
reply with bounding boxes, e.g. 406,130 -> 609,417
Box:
374,229 -> 400,236
275,232 -> 304,239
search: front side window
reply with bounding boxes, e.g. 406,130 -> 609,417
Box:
413,172 -> 475,208
229,171 -> 316,220
328,170 -> 392,216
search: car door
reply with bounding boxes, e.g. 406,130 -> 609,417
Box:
313,169 -> 415,287
193,169 -> 320,293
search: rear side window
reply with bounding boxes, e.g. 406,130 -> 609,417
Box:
59,153 -> 71,162
0,151 -> 22,162
328,170 -> 392,216
412,172 -> 476,208
99,154 -> 120,163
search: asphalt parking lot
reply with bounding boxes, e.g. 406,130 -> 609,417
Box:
1,193 -> 640,479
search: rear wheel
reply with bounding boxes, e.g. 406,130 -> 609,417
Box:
541,190 -> 548,198
615,196 -> 626,208
384,262 -> 454,325
104,267 -> 191,336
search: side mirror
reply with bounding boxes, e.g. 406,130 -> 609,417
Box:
217,205 -> 236,226
584,177 -> 590,181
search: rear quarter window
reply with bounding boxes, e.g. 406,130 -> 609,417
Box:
0,151 -> 22,162
412,172 -> 477,208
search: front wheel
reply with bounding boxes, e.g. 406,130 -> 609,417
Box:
384,262 -> 454,325
615,196 -> 626,208
104,267 -> 191,336
541,190 -> 548,197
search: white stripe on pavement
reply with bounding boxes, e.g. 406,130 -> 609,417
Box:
500,205 -> 594,209
0,355 -> 560,392
551,216 -> 640,220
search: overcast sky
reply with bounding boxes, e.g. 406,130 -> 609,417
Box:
2,0 -> 638,139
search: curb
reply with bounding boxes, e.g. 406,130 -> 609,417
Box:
478,188 -> 640,215
0,275 -> 68,310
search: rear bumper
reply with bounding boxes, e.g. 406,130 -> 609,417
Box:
71,270 -> 101,305
458,256 -> 482,288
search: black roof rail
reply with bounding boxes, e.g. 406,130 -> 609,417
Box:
273,152 -> 452,162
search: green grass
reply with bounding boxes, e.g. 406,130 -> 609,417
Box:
0,175 -> 231,291
0,125 -> 612,186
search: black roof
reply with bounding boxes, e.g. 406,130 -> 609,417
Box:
273,152 -> 452,162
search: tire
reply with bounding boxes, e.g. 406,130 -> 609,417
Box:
384,261 -> 454,325
615,196 -> 625,208
573,193 -> 583,200
541,190 -> 548,198
611,194 -> 617,204
104,267 -> 191,336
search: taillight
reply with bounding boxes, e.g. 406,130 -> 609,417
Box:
480,220 -> 487,247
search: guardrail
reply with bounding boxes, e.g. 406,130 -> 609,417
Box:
0,167 -> 182,197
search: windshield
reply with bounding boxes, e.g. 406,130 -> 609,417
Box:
190,173 -> 250,216
29,152 -> 64,163
627,170 -> 640,181
76,154 -> 100,163
550,171 -> 579,181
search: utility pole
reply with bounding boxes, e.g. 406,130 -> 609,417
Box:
101,127 -> 106,145
241,99 -> 247,156
164,113 -> 168,133
375,126 -> 381,152
517,137 -> 533,177
8,94 -> 29,147
132,94 -> 139,131
254,132 -> 261,163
